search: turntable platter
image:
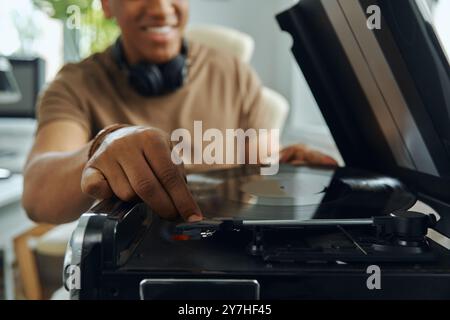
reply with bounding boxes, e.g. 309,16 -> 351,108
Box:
187,165 -> 416,222
230,171 -> 332,206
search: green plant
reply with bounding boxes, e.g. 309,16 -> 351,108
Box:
33,0 -> 120,58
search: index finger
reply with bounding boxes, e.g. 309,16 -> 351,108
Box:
144,143 -> 203,222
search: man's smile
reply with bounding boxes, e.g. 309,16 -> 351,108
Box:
139,18 -> 179,43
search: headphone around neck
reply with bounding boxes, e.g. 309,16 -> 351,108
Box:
112,37 -> 188,97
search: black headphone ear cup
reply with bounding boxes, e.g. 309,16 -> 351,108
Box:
160,55 -> 186,91
113,37 -> 188,96
128,64 -> 165,97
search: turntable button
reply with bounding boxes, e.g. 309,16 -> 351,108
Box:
172,234 -> 191,241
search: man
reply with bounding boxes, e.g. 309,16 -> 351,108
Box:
22,0 -> 337,225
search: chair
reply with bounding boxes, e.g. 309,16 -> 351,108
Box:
14,222 -> 77,300
15,24 -> 290,300
186,24 -> 289,131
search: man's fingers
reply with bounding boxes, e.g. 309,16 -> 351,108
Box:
144,147 -> 202,222
290,159 -> 307,166
169,139 -> 189,182
119,154 -> 180,220
303,150 -> 338,166
279,147 -> 293,163
280,145 -> 307,163
81,167 -> 114,200
280,145 -> 338,167
99,162 -> 137,202
82,127 -> 203,222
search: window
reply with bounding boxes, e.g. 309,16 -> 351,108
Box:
0,0 -> 64,81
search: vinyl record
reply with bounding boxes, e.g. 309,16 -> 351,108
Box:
187,165 -> 417,222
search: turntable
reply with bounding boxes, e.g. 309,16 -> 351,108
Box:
175,166 -> 437,264
63,165 -> 450,300
63,0 -> 450,300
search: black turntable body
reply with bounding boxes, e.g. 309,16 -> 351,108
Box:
64,166 -> 450,300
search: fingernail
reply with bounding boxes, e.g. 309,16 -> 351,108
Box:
323,156 -> 338,166
187,214 -> 203,222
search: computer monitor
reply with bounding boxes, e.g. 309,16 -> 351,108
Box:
0,57 -> 45,118
277,0 -> 450,202
0,57 -> 21,105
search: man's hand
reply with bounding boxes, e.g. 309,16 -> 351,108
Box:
280,144 -> 338,167
81,126 -> 203,222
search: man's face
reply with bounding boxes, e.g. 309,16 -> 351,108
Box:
102,0 -> 189,64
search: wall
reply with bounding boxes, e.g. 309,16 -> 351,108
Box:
189,0 -> 295,109
433,0 -> 450,60
0,0 -> 64,81
189,0 -> 331,138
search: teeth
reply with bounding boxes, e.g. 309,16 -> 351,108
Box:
145,26 -> 173,34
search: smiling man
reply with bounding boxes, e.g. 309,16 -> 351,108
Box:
22,0 -> 337,225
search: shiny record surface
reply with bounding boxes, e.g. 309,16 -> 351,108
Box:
187,165 -> 416,222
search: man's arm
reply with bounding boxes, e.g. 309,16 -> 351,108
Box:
22,120 -> 94,224
23,120 -> 203,225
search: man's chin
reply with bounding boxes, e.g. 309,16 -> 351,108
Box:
139,44 -> 182,64
148,54 -> 178,64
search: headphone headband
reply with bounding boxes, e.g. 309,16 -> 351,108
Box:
112,37 -> 188,97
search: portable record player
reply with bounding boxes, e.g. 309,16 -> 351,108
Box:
63,165 -> 450,300
63,0 -> 450,300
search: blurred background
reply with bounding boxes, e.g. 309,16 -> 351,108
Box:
0,0 -> 449,300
